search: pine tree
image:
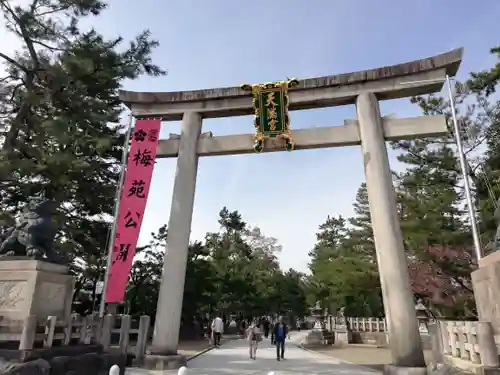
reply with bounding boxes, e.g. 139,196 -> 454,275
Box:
396,144 -> 467,251
308,215 -> 348,271
466,46 -> 500,248
346,183 -> 376,261
0,0 -> 165,272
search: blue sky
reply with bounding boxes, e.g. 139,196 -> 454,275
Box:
106,0 -> 500,273
3,0 -> 500,272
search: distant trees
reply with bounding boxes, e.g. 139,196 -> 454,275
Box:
308,45 -> 500,318
125,207 -> 309,321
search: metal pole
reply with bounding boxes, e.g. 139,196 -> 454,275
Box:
446,75 -> 483,260
99,113 -> 135,317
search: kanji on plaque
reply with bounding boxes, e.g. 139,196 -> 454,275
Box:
105,119 -> 161,303
240,78 -> 299,153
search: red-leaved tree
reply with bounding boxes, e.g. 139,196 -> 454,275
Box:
407,246 -> 477,318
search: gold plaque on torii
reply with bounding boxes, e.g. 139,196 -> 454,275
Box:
241,78 -> 299,153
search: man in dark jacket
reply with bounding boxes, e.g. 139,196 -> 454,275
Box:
273,319 -> 289,361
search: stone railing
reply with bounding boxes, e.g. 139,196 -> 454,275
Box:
346,316 -> 433,333
320,315 -> 500,372
6,313 -> 150,363
0,313 -> 153,375
344,317 -> 390,346
431,320 -> 499,372
329,316 -> 433,347
347,317 -> 388,332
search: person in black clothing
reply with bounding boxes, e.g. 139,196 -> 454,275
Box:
263,318 -> 270,338
273,320 -> 289,361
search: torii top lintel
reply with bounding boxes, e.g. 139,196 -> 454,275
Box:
119,48 -> 463,121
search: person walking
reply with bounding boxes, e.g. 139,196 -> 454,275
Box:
263,318 -> 270,339
246,320 -> 261,360
274,319 -> 289,361
211,314 -> 224,348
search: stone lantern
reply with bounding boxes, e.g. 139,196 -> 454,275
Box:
309,301 -> 325,329
305,301 -> 326,346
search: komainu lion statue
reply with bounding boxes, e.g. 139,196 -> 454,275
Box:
0,197 -> 65,264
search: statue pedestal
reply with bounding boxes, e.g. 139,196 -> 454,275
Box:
304,329 -> 325,346
471,251 -> 500,341
0,259 -> 73,323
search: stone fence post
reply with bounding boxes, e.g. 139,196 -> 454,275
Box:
427,322 -> 444,364
477,321 -> 499,367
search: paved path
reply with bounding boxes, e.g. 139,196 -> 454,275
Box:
183,334 -> 380,375
126,332 -> 380,375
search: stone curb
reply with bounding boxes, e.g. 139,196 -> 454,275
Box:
186,345 -> 214,361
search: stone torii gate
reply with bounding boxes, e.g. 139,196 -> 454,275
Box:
119,48 -> 463,373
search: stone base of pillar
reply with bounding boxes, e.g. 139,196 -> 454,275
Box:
384,365 -> 428,375
472,250 -> 500,341
334,330 -> 351,345
143,354 -> 187,370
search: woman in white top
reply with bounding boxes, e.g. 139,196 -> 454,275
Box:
246,320 -> 261,360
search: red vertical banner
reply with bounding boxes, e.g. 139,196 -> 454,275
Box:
105,119 -> 161,303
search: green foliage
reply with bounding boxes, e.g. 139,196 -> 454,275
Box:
125,226 -> 165,317
3,1 -> 499,324
307,200 -> 383,317
0,0 -> 165,309
345,183 -> 376,262
392,48 -> 500,316
307,46 -> 500,319
125,207 -> 310,321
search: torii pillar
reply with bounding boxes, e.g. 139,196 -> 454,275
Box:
120,48 -> 464,375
